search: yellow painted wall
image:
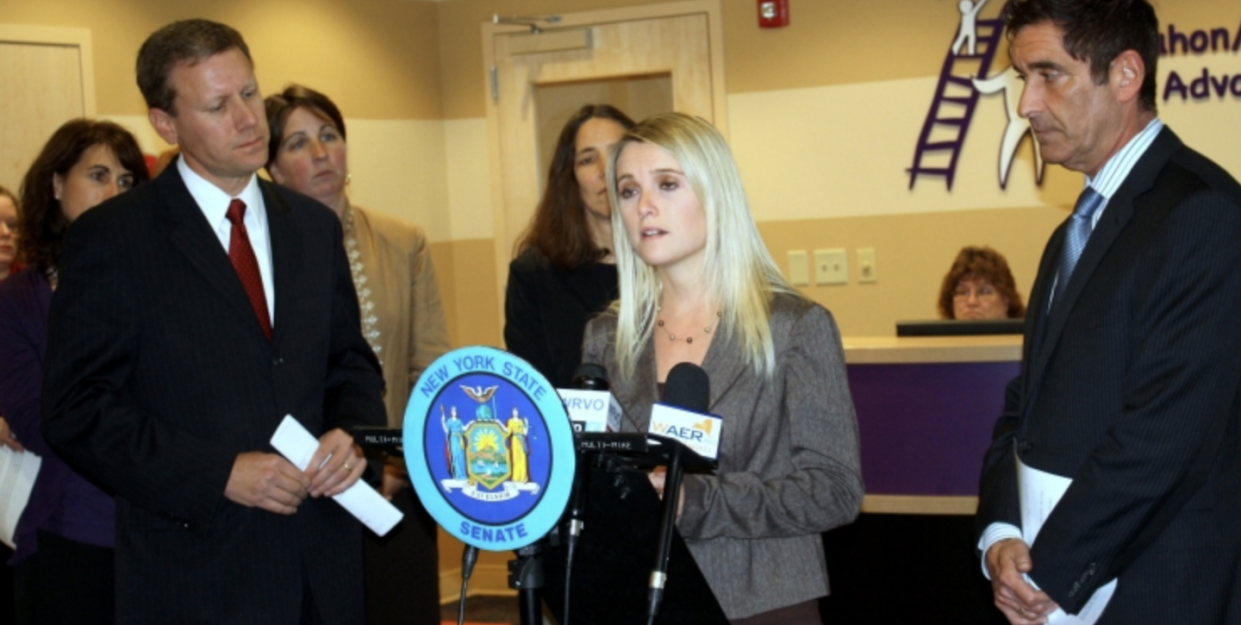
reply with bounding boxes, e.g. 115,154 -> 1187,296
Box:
3,0 -> 441,119
6,0 -> 1241,595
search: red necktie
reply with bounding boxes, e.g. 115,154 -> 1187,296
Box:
225,199 -> 273,341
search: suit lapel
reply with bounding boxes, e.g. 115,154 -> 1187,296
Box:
160,167 -> 263,335
616,339 -> 659,431
262,182 -> 302,346
1027,128 -> 1183,386
700,323 -> 747,413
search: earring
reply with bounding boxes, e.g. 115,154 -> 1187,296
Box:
346,173 -> 352,186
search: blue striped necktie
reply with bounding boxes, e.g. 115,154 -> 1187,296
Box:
1052,187 -> 1104,309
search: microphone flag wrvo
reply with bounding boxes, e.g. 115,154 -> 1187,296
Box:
403,346 -> 576,551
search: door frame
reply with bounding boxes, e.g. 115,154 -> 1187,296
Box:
480,0 -> 727,317
0,24 -> 97,116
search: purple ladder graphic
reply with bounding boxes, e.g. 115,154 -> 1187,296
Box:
907,3 -> 1010,190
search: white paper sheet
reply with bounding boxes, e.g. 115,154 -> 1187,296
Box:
270,415 -> 403,537
0,447 -> 41,549
1017,456 -> 1117,624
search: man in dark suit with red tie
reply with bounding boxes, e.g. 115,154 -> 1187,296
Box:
42,20 -> 386,624
976,1 -> 1241,624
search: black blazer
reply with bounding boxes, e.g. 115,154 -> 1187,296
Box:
42,165 -> 386,624
503,248 -> 617,388
977,128 -> 1241,623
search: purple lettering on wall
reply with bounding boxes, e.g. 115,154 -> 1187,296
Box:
1160,20 -> 1241,56
1165,71 -> 1187,101
1163,68 -> 1241,101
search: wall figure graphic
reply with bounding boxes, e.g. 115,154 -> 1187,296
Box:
973,66 -> 1046,189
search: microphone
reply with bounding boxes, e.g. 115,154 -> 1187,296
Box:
563,363 -> 610,540
559,363 -> 613,625
647,362 -> 710,625
662,363 -> 710,413
570,363 -> 609,391
558,363 -> 623,433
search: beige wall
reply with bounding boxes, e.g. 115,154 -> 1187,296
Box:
7,0 -> 1241,594
3,0 -> 441,119
10,0 -> 1238,339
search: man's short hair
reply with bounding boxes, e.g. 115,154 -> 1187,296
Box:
136,19 -> 253,115
1007,0 -> 1159,112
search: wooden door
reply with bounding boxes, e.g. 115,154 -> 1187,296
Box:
484,0 -> 727,304
0,26 -> 95,193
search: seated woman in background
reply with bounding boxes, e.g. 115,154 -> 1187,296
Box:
0,119 -> 149,624
0,186 -> 20,280
937,245 -> 1025,320
264,84 -> 451,625
505,104 -> 635,388
582,113 -> 864,624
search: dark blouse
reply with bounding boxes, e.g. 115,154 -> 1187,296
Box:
503,248 -> 618,389
0,267 -> 114,565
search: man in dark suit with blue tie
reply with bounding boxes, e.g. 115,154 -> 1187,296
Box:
976,1 -> 1241,624
42,20 -> 386,624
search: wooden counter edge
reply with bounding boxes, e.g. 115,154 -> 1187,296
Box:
843,336 -> 1022,364
860,495 -> 979,515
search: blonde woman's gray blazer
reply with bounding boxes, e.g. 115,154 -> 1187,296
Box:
581,293 -> 864,619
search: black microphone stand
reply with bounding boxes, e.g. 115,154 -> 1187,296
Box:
508,539 -> 547,625
647,443 -> 684,625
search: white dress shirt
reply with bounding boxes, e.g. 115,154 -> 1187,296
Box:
176,156 -> 275,323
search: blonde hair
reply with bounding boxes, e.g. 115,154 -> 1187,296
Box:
605,112 -> 800,379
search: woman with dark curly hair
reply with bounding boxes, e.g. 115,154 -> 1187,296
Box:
505,104 -> 636,388
937,245 -> 1026,320
0,119 -> 148,624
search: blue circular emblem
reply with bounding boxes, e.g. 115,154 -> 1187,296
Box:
404,346 -> 575,551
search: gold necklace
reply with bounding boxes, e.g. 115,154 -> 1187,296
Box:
342,205 -> 383,365
655,307 -> 721,344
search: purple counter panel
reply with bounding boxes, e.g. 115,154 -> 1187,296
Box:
846,361 -> 1020,497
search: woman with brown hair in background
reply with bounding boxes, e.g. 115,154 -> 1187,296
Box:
937,245 -> 1026,320
504,104 -> 636,387
0,119 -> 149,624
265,84 -> 451,625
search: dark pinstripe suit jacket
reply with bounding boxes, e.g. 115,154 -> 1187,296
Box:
977,128 -> 1241,623
42,165 -> 386,624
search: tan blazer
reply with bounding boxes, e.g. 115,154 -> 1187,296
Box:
347,205 -> 452,428
582,293 -> 864,619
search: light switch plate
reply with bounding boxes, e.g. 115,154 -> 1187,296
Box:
857,248 -> 877,283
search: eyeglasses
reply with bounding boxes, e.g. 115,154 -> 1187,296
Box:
954,285 -> 998,299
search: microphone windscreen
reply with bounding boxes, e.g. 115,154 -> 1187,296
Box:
663,363 -> 709,412
572,363 -> 610,391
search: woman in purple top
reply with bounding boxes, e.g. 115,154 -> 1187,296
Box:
0,119 -> 148,624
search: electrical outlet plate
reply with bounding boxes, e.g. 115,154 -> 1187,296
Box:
787,250 -> 810,286
857,248 -> 877,283
814,249 -> 848,285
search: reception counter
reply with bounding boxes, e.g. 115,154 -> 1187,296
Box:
842,335 -> 1022,515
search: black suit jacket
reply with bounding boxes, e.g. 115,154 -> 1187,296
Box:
503,248 -> 617,388
977,128 -> 1241,623
42,165 -> 386,624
